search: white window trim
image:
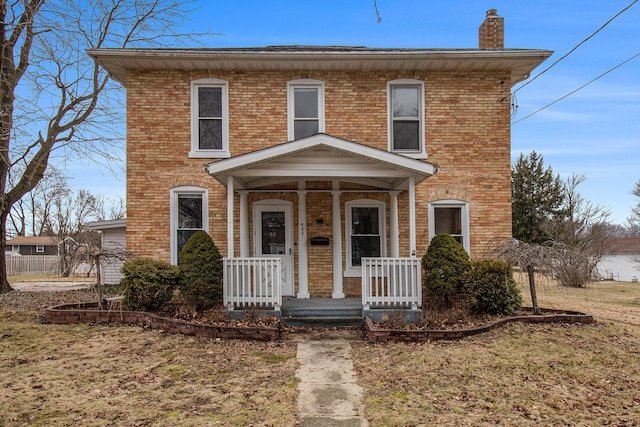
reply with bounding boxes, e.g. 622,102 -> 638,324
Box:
344,199 -> 386,277
36,245 -> 45,253
170,186 -> 209,265
387,79 -> 427,159
428,200 -> 470,255
287,79 -> 325,141
189,78 -> 230,159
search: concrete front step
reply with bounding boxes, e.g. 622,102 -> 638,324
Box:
281,315 -> 365,327
282,307 -> 363,317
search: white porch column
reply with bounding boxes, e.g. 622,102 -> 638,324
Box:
331,185 -> 345,298
408,177 -> 416,257
226,176 -> 234,258
390,191 -> 400,257
239,190 -> 249,258
297,186 -> 310,298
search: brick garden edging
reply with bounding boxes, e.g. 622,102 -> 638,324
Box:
365,308 -> 594,343
44,302 -> 281,342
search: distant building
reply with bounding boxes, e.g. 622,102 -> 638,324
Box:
5,236 -> 78,256
88,219 -> 126,286
597,237 -> 640,282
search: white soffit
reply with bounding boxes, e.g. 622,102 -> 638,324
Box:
205,134 -> 436,190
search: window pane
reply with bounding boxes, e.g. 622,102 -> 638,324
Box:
393,121 -> 419,150
199,119 -> 222,149
294,88 -> 319,118
294,120 -> 319,139
198,87 -> 222,117
351,236 -> 381,266
434,207 -> 462,235
352,207 -> 379,235
177,230 -> 199,260
178,195 -> 203,229
392,86 -> 419,118
261,212 -> 285,255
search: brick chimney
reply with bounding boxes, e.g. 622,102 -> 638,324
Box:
479,9 -> 504,49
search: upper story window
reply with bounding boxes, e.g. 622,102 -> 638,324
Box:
190,79 -> 230,158
287,79 -> 325,140
170,186 -> 209,264
388,79 -> 426,158
345,199 -> 386,273
429,200 -> 470,254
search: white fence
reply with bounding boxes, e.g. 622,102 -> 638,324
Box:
362,257 -> 422,310
223,258 -> 282,310
5,255 -> 60,276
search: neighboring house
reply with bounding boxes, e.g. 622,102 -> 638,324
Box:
88,10 -> 551,309
87,219 -> 127,286
5,236 -> 76,256
597,237 -> 640,282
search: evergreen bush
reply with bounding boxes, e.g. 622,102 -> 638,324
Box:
178,231 -> 223,310
121,258 -> 180,311
422,233 -> 472,307
465,260 -> 522,315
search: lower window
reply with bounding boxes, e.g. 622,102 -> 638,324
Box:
429,200 -> 470,254
346,200 -> 386,271
170,186 -> 208,264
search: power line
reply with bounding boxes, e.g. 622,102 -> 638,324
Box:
513,0 -> 638,94
512,51 -> 640,124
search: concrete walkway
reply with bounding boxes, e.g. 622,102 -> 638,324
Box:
296,339 -> 369,426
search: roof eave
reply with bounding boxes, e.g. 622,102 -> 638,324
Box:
88,48 -> 553,87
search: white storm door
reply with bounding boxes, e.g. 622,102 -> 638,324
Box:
254,202 -> 294,296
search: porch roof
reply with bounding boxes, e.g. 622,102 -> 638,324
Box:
205,134 -> 437,190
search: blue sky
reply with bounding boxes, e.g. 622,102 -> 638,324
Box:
75,0 -> 639,224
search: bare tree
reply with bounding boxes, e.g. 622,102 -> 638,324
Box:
546,173 -> 612,287
626,179 -> 640,236
0,0 -> 202,293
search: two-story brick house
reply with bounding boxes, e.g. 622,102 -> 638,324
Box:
89,10 -> 551,311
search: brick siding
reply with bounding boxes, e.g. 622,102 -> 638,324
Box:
126,68 -> 512,296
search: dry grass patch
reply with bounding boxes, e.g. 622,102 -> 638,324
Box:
353,280 -> 640,426
0,310 -> 298,427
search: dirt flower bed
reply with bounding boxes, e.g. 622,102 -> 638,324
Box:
155,304 -> 282,328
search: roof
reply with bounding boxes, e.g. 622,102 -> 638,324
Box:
6,236 -> 60,246
87,219 -> 127,230
607,237 -> 640,255
87,45 -> 553,86
205,133 -> 436,190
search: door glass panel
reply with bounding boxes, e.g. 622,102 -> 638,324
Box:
261,211 -> 285,255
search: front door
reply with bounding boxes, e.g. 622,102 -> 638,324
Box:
254,201 -> 294,296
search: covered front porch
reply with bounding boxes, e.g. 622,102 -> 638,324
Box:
205,134 -> 436,317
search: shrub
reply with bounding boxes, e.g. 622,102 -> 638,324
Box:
464,260 -> 522,315
422,233 -> 472,307
121,258 -> 180,311
178,231 -> 223,310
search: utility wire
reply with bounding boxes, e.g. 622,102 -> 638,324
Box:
512,51 -> 640,124
513,0 -> 637,94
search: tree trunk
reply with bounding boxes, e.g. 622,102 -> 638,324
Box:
527,265 -> 540,315
0,210 -> 15,293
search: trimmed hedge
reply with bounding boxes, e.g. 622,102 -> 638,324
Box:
121,258 -> 180,311
465,260 -> 522,315
422,233 -> 472,306
178,231 -> 222,310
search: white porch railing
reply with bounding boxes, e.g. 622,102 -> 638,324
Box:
223,258 -> 282,310
362,257 -> 422,310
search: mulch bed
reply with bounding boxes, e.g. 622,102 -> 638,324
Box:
2,289 -> 594,342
